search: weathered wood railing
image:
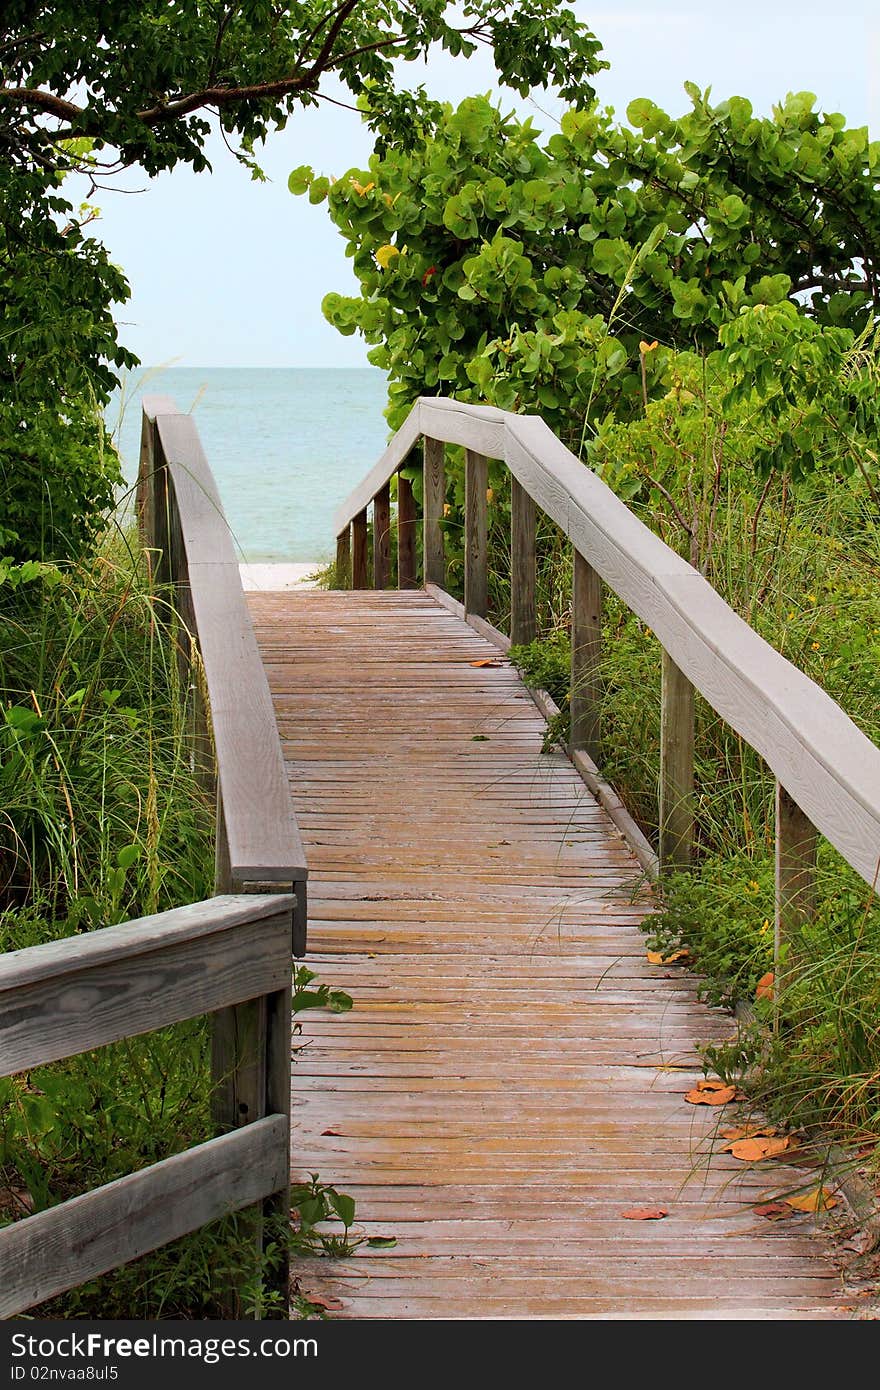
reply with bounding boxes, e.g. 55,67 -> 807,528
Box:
0,896 -> 293,1318
0,402 -> 308,1316
333,397 -> 880,971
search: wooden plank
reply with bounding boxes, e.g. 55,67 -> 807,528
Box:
464,449 -> 488,618
397,474 -> 417,589
659,650 -> 695,872
352,508 -> 368,589
510,476 -> 536,646
373,481 -> 391,590
570,549 -> 602,765
0,1117 -> 288,1319
775,783 -> 818,990
249,588 -> 843,1320
336,528 -> 351,588
0,902 -> 292,1077
422,437 -> 446,587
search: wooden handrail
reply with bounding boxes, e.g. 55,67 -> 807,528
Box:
333,395 -> 880,968
0,895 -> 293,1317
139,397 -> 308,951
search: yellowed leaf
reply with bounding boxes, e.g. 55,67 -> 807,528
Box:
647,947 -> 690,965
639,339 -> 659,353
376,244 -> 399,269
784,1187 -> 838,1212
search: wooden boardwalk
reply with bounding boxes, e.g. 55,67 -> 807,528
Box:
251,588 -> 845,1320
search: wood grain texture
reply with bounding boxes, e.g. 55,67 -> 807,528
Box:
149,409 -> 307,888
659,650 -> 695,872
510,476 -> 536,646
464,449 -> 488,618
0,1117 -> 288,1319
373,481 -> 391,590
351,398 -> 880,899
570,549 -> 602,764
422,436 -> 446,587
352,508 -> 368,590
336,528 -> 351,588
396,474 -> 417,589
0,901 -> 293,1077
775,782 -> 818,988
248,588 -> 844,1320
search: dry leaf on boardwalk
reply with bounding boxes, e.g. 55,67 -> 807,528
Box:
784,1187 -> 838,1212
621,1206 -> 669,1221
754,1202 -> 794,1221
646,947 -> 691,965
685,1079 -> 737,1106
755,970 -> 775,1001
304,1293 -> 345,1311
469,658 -> 503,668
724,1135 -> 793,1161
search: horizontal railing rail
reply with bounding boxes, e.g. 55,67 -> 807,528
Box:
139,397 -> 308,952
334,396 -> 880,971
0,895 -> 293,1318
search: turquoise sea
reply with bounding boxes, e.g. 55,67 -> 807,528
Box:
111,367 -> 389,563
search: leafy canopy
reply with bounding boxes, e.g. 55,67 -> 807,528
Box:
299,87 -> 880,459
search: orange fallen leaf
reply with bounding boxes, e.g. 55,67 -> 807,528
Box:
685,1079 -> 737,1106
754,1202 -> 794,1221
321,1128 -> 342,1136
756,970 -> 775,1001
720,1123 -> 777,1141
621,1206 -> 668,1221
305,1293 -> 345,1311
784,1187 -> 838,1213
469,659 -> 503,668
646,947 -> 691,965
726,1135 -> 792,1161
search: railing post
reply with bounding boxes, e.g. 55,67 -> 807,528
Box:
570,549 -> 602,765
510,476 -> 536,646
335,527 -> 351,589
352,507 -> 368,589
397,473 -> 417,589
373,482 -> 391,590
465,449 -> 489,618
659,650 -> 695,872
775,782 -> 817,994
263,980 -> 292,1316
423,437 -> 446,586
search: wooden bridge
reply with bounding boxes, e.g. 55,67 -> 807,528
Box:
5,393 -> 880,1318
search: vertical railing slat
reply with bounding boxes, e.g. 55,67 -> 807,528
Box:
570,549 -> 602,765
510,476 -> 536,646
352,507 -> 368,589
423,437 -> 446,587
464,449 -> 489,618
373,481 -> 391,590
659,651 -> 695,872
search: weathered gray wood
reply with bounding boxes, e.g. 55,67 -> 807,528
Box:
423,437 -> 446,587
775,783 -> 818,989
336,528 -> 351,588
383,400 -> 880,902
373,481 -> 391,590
570,549 -> 602,765
152,412 -> 307,887
0,900 -> 292,1078
263,984 -> 293,1314
659,650 -> 695,872
352,508 -> 369,589
464,450 -> 489,619
510,477 -> 536,646
397,474 -> 418,589
0,1116 -> 288,1319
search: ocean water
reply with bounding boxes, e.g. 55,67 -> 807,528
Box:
110,367 -> 389,563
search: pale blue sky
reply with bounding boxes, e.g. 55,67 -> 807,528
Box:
77,2 -> 879,368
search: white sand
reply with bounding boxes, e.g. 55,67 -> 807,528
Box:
238,562 -> 322,591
